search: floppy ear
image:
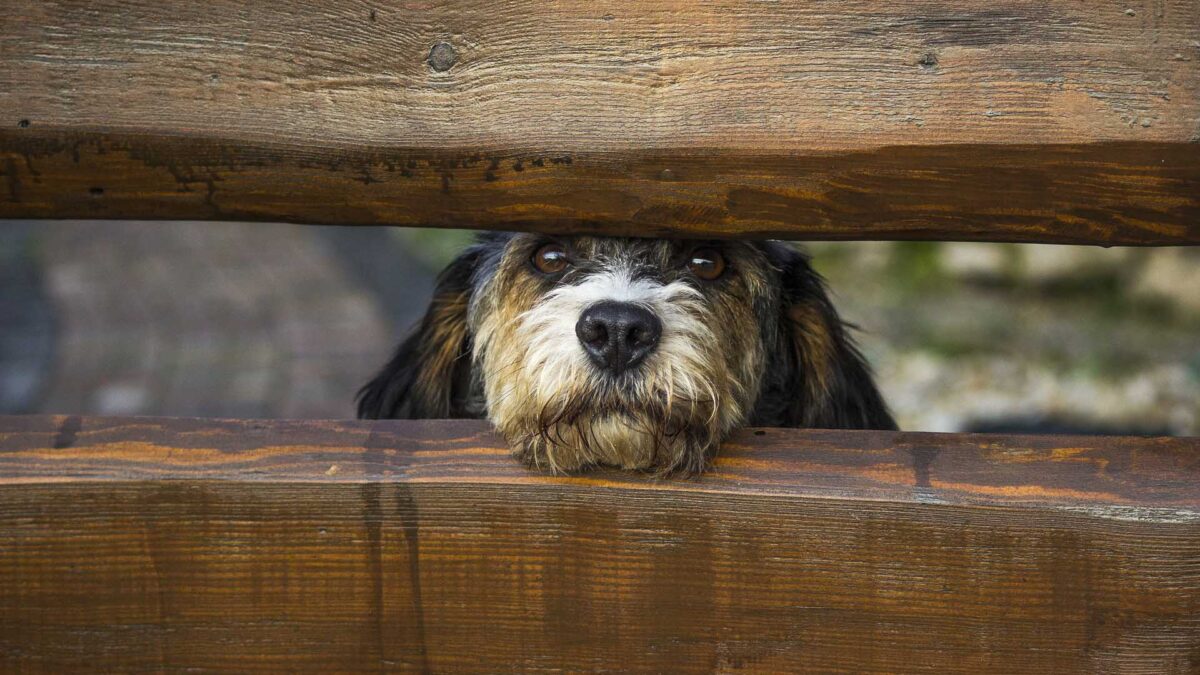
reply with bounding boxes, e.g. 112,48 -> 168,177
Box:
755,243 -> 897,430
356,247 -> 482,420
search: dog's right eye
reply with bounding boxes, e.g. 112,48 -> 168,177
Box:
531,243 -> 570,275
687,247 -> 726,281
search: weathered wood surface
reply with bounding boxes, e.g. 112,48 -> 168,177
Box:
2,1 -> 1198,244
1,416 -> 1198,672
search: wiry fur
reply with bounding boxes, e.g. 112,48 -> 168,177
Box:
358,233 -> 896,474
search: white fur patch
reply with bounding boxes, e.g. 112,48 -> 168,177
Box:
515,267 -> 717,407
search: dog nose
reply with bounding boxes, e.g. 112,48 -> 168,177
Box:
575,301 -> 662,374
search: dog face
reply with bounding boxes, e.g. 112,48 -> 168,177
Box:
358,233 -> 895,474
471,236 -> 774,474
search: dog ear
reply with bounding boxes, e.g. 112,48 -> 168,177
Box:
756,243 -> 897,430
356,246 -> 482,420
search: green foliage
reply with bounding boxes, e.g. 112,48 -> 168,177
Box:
391,228 -> 479,270
888,242 -> 945,290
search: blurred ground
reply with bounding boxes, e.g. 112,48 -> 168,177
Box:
0,221 -> 1196,434
0,221 -> 433,419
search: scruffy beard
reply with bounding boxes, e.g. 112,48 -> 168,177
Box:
473,267 -> 760,475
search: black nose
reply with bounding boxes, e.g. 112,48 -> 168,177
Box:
575,301 -> 662,374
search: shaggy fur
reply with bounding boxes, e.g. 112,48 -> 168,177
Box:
358,233 -> 896,474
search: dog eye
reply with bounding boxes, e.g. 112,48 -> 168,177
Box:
687,248 -> 726,281
531,243 -> 570,275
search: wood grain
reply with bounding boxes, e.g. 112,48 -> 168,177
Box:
2,415 -> 1198,672
2,0 -> 1198,243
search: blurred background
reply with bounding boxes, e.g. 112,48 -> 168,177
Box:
1,220 -> 1196,435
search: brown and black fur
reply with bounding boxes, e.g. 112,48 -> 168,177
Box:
359,233 -> 895,474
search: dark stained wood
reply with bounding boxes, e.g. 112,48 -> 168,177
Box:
2,133 -> 1198,244
2,415 -> 1198,672
2,0 -> 1199,244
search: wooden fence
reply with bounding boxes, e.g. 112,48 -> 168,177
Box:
2,417 -> 1199,672
2,0 -> 1199,672
2,0 -> 1197,244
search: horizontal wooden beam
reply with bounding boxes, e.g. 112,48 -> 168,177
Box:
2,416 -> 1198,672
2,1 -> 1198,243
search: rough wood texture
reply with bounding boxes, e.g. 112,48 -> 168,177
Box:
2,1 -> 1198,243
2,416 -> 1198,672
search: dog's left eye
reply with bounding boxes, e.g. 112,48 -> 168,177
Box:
532,243 -> 570,275
687,248 -> 726,281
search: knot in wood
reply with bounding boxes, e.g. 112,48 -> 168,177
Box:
428,42 -> 457,72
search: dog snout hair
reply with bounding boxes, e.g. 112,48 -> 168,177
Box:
576,301 -> 662,374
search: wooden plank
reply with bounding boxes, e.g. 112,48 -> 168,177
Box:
1,416 -> 1198,672
2,0 -> 1198,244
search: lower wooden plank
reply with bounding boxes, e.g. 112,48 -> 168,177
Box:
1,416 -> 1198,672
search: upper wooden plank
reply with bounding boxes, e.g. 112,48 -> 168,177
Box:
1,0 -> 1198,243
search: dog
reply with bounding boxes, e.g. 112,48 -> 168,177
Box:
358,233 -> 895,474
